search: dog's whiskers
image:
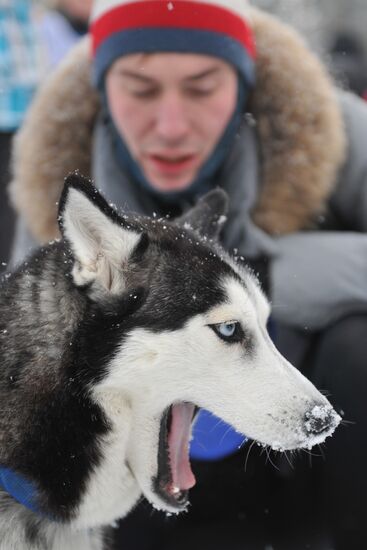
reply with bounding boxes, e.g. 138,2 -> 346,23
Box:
283,450 -> 294,470
264,447 -> 280,472
244,440 -> 256,472
301,448 -> 320,458
268,302 -> 291,309
340,419 -> 355,426
318,388 -> 332,398
218,425 -> 236,446
317,443 -> 326,461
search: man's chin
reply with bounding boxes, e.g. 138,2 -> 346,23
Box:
141,162 -> 199,194
146,176 -> 194,194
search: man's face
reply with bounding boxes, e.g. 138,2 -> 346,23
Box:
105,53 -> 238,193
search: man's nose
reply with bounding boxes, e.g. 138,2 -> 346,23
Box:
155,93 -> 190,143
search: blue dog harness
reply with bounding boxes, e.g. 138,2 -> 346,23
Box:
0,466 -> 41,515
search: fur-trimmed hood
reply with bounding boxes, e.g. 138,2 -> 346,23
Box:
9,7 -> 346,243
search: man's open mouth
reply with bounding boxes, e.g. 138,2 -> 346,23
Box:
147,154 -> 197,174
153,402 -> 197,509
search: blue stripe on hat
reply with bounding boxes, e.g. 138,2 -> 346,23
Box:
93,27 -> 255,88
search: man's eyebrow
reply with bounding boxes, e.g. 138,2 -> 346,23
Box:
184,67 -> 221,82
116,70 -> 157,84
114,66 -> 221,83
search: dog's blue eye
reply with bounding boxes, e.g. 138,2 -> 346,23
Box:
209,321 -> 244,343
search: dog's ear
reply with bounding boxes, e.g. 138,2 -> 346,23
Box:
58,172 -> 145,293
177,189 -> 228,240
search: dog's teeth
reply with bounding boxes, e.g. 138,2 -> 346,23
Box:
172,486 -> 180,495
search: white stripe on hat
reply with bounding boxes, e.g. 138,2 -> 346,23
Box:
91,0 -> 250,24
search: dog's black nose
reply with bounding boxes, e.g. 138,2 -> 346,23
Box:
303,405 -> 337,436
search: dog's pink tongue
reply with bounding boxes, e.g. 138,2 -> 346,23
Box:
168,403 -> 196,491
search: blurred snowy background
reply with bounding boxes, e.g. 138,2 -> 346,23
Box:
254,0 -> 367,57
254,0 -> 367,96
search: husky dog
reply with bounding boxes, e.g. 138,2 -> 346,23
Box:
0,173 -> 339,549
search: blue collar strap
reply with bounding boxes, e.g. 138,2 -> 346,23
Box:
0,466 -> 42,515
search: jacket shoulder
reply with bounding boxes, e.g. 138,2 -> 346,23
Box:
339,90 -> 367,157
9,37 -> 100,242
328,90 -> 367,230
250,7 -> 346,234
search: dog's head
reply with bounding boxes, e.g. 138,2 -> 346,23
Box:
59,173 -> 340,515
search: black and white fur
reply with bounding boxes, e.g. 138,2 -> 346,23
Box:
0,174 -> 340,549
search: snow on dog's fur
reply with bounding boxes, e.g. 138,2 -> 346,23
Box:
0,173 -> 340,549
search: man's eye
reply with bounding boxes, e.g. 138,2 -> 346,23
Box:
187,87 -> 215,97
131,88 -> 158,98
209,322 -> 244,343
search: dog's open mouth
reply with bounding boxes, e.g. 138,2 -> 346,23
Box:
153,402 -> 196,509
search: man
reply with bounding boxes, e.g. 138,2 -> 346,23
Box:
8,1 -> 367,547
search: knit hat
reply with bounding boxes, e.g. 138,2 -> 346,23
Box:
90,0 -> 256,89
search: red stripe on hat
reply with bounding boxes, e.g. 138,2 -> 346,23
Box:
91,0 -> 256,57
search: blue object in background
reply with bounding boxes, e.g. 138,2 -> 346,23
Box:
0,1 -> 45,131
190,409 -> 247,461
